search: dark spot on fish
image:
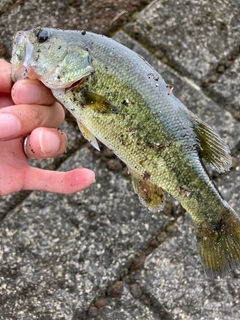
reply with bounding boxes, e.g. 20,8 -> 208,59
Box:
119,134 -> 127,146
154,142 -> 165,150
166,141 -> 172,147
145,141 -> 154,148
58,46 -> 62,50
143,171 -> 151,180
151,141 -> 169,152
111,106 -> 120,114
81,30 -> 86,35
105,65 -> 108,70
180,186 -> 191,197
122,99 -> 129,106
147,73 -> 159,81
129,128 -> 137,135
212,218 -> 228,234
31,148 -> 35,154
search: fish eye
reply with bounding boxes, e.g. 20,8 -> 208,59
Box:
37,29 -> 49,43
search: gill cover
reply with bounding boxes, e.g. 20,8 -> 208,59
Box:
11,28 -> 95,90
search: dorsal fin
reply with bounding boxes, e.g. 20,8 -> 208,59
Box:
187,109 -> 232,173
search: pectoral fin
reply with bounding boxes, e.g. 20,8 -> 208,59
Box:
82,89 -> 120,114
129,167 -> 165,213
186,109 -> 232,173
77,120 -> 100,151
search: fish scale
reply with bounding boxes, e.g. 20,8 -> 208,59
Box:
11,27 -> 240,277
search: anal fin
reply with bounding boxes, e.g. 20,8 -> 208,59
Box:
129,167 -> 165,213
77,120 -> 100,151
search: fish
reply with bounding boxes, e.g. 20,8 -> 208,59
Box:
11,27 -> 240,277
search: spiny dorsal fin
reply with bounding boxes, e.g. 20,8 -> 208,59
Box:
187,110 -> 232,173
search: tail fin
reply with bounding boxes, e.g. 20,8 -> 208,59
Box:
195,207 -> 240,277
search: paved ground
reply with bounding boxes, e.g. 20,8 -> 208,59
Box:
1,0 -> 240,319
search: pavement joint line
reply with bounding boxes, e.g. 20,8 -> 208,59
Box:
202,43 -> 240,87
123,27 -> 175,71
86,214 -> 182,318
0,191 -> 32,223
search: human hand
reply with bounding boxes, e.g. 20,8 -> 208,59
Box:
0,59 -> 95,196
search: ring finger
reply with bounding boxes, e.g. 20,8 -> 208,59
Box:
23,127 -> 68,159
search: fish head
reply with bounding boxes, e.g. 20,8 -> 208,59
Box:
11,27 -> 94,90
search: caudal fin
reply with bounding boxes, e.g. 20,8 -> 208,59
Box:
196,208 -> 240,277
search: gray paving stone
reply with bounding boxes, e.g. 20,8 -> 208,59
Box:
0,0 -> 63,59
124,0 -> 240,83
0,0 -> 12,14
209,55 -> 240,119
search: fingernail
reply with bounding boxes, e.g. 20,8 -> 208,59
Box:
39,129 -> 61,155
0,113 -> 21,139
13,83 -> 41,104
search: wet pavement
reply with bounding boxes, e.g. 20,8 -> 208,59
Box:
1,0 -> 240,319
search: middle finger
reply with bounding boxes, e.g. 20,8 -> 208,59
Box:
0,92 -> 14,108
0,102 -> 65,140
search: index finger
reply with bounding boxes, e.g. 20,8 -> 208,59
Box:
0,59 -> 12,93
12,79 -> 57,106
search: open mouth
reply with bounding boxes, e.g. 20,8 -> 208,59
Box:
11,31 -> 33,83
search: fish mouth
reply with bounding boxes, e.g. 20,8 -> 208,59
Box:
11,31 -> 34,83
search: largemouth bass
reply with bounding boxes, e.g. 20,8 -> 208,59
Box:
11,27 -> 240,277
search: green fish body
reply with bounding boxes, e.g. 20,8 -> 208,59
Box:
11,28 -> 240,277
